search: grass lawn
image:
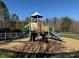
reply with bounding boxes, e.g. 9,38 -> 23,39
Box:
60,32 -> 79,40
0,52 -> 16,58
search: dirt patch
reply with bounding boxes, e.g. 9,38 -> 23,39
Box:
0,38 -> 79,53
62,38 -> 79,52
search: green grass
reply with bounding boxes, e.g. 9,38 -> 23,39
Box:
0,52 -> 16,58
68,53 -> 79,58
60,32 -> 79,40
0,52 -> 79,58
62,35 -> 79,40
60,32 -> 75,34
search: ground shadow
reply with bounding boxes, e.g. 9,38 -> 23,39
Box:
0,48 -> 79,58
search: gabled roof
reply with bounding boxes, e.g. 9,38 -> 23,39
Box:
32,12 -> 41,16
31,12 -> 43,18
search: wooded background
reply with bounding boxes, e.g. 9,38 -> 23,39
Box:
0,0 -> 79,33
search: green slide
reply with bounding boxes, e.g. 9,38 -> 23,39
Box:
49,27 -> 63,41
23,24 -> 30,35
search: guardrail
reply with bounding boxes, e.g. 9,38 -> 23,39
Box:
0,32 -> 22,40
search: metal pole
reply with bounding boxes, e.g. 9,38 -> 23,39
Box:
48,19 -> 50,36
37,16 -> 39,40
42,18 -> 43,33
29,17 -> 32,41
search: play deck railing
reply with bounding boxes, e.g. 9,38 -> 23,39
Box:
0,32 -> 22,40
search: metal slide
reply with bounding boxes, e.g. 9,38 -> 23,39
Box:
22,24 -> 30,36
49,27 -> 63,41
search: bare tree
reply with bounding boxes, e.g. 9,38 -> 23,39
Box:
60,16 -> 73,32
10,14 -> 19,29
71,21 -> 79,33
0,0 -> 10,28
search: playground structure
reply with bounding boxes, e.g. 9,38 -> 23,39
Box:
0,12 -> 63,41
23,12 -> 63,41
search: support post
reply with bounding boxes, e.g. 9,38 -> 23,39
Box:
16,32 -> 17,38
29,18 -> 32,41
42,18 -> 43,33
48,19 -> 50,37
5,32 -> 6,41
37,16 -> 39,40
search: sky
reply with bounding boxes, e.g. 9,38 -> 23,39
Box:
3,0 -> 79,20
